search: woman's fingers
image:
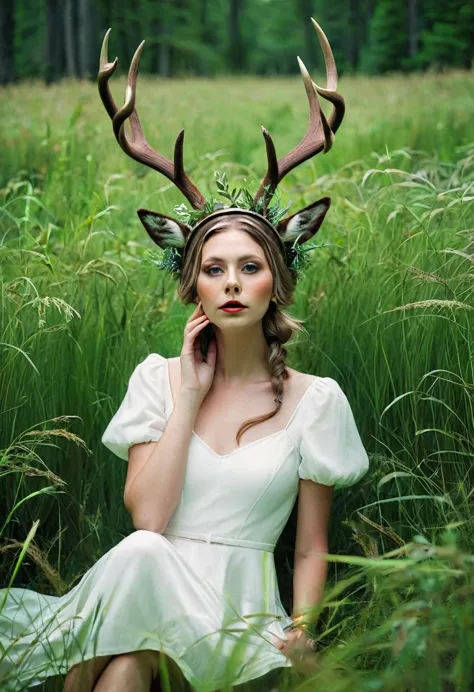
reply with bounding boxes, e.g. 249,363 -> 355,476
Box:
189,300 -> 203,319
186,315 -> 209,332
186,318 -> 209,342
184,318 -> 208,338
185,314 -> 208,331
186,303 -> 208,329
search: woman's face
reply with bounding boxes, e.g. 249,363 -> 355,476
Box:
195,228 -> 274,330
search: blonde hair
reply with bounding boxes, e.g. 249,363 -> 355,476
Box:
178,214 -> 305,446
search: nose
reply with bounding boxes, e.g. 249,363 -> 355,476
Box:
225,273 -> 241,295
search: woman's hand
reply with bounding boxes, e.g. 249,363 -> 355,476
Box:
179,301 -> 217,404
273,627 -> 318,674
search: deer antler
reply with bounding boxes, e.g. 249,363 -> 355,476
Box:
253,18 -> 345,212
98,29 -> 207,210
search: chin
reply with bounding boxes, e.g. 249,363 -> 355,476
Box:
214,316 -> 249,326
216,312 -> 266,329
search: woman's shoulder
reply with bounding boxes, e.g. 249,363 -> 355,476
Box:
124,353 -> 172,409
141,352 -> 168,363
286,366 -> 314,384
130,352 -> 169,383
286,366 -> 339,394
285,367 -> 346,421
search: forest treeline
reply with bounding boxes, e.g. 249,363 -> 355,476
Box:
0,0 -> 473,85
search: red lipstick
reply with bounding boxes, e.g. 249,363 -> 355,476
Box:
220,306 -> 246,313
219,300 -> 247,313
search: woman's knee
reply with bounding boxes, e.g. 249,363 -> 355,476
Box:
116,649 -> 162,678
64,655 -> 113,691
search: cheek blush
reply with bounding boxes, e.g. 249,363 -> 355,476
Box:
250,276 -> 273,301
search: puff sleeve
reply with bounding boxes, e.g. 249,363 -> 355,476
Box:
298,377 -> 369,488
101,353 -> 169,461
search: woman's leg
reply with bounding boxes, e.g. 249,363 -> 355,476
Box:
63,655 -> 113,692
63,650 -> 161,692
93,650 -> 162,691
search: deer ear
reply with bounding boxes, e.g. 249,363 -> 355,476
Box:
137,209 -> 192,249
277,197 -> 331,246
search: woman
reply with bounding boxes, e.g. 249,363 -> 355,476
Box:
0,214 -> 369,692
78,208 -> 369,692
0,19 -> 369,692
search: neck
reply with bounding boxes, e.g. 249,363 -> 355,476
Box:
213,322 -> 270,386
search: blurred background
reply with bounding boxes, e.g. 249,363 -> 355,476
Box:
1,2 -> 474,690
1,0 -> 473,84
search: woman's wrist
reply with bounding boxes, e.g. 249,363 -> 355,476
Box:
173,390 -> 202,431
285,612 -> 316,638
290,614 -> 308,627
176,388 -> 202,411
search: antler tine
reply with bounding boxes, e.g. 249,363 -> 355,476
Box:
259,126 -> 279,200
98,30 -> 207,210
310,18 -> 345,135
98,29 -> 119,120
112,38 -> 146,145
253,19 -> 345,211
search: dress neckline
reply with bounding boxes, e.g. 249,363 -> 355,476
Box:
161,355 -> 317,460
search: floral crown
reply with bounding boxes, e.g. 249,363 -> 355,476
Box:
98,18 -> 345,282
140,171 -> 331,281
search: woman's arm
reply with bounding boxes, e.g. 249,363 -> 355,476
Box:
292,481 -> 334,617
292,552 -> 328,618
124,303 -> 216,532
125,389 -> 201,532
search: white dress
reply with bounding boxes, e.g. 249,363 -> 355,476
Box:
0,353 -> 369,691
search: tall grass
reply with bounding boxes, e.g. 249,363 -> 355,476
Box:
1,69 -> 473,689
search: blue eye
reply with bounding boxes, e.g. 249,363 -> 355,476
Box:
204,263 -> 260,275
243,263 -> 259,272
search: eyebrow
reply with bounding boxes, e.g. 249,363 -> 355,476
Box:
202,254 -> 262,264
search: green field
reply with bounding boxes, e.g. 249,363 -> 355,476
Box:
1,70 -> 474,690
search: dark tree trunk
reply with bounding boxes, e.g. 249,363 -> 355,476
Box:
0,0 -> 15,85
367,0 -> 376,21
102,0 -> 112,27
64,0 -> 78,77
408,0 -> 418,58
115,12 -> 130,64
297,0 -> 318,68
359,0 -> 375,62
45,0 -> 63,84
150,0 -> 171,77
78,0 -> 93,78
228,0 -> 245,72
347,0 -> 360,68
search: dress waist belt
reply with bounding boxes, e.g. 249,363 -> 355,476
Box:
162,528 -> 275,553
